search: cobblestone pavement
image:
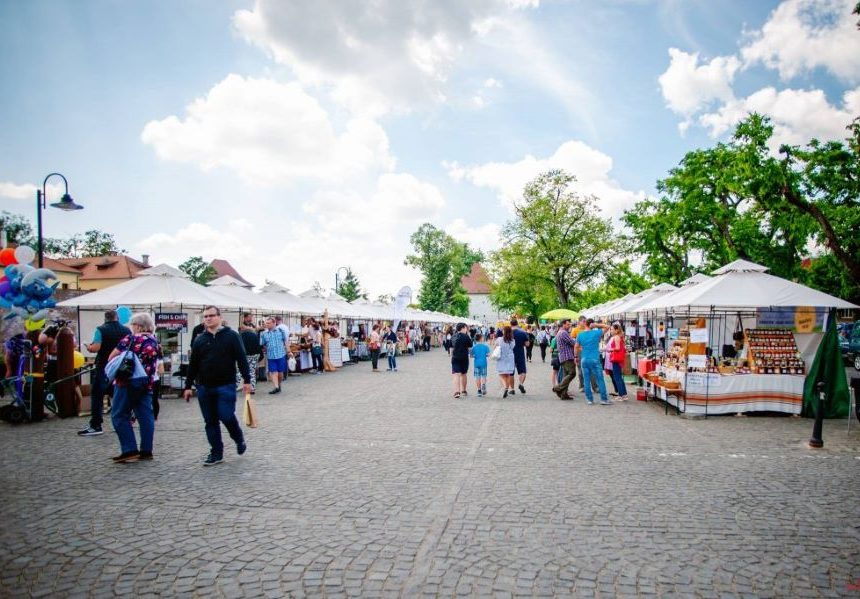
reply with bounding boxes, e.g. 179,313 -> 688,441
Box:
1,349 -> 859,598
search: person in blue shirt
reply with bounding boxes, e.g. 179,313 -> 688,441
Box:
575,318 -> 611,405
470,333 -> 491,396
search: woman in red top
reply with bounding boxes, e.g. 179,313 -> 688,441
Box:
606,323 -> 628,401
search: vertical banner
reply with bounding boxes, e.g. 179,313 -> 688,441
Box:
393,286 -> 412,331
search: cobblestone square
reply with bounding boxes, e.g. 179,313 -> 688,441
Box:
1,350 -> 858,597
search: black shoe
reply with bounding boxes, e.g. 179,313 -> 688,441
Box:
268,388 -> 281,395
237,442 -> 247,456
519,384 -> 526,394
510,389 -> 515,395
503,389 -> 508,398
461,390 -> 467,396
138,451 -> 153,460
78,426 -> 103,436
111,450 -> 139,463
203,454 -> 223,466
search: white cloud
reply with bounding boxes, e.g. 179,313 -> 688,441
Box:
445,140 -> 644,219
741,0 -> 860,83
141,74 -> 395,186
136,221 -> 255,271
658,48 -> 740,115
232,0 -> 536,116
0,181 -> 64,201
699,86 -> 860,146
444,218 -> 502,253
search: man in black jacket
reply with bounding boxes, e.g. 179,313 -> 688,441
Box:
79,310 -> 131,436
183,306 -> 251,466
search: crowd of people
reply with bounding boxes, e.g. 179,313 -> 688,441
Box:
446,316 -> 630,404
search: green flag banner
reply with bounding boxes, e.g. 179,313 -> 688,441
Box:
802,308 -> 849,418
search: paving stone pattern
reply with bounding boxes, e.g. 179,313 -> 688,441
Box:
1,350 -> 858,598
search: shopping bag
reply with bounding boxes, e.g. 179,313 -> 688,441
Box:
243,393 -> 258,428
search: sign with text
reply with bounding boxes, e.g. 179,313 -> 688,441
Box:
689,328 -> 709,343
155,312 -> 188,332
687,354 -> 708,369
686,372 -> 721,387
757,307 -> 825,333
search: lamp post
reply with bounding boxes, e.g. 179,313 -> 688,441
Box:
36,173 -> 83,267
334,266 -> 349,293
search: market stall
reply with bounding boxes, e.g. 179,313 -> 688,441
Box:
615,260 -> 856,415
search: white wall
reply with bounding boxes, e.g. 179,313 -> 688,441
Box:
468,294 -> 502,325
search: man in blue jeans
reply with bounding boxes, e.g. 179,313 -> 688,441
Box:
575,318 -> 611,405
184,306 -> 252,466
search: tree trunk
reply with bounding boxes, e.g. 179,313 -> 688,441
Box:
781,185 -> 860,285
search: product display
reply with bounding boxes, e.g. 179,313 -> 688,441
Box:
745,329 -> 805,375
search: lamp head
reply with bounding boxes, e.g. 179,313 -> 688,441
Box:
50,193 -> 84,211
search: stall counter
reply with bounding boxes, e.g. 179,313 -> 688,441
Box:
647,368 -> 804,415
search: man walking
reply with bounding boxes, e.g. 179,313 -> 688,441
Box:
576,319 -> 611,405
183,306 -> 251,466
260,317 -> 289,394
572,316 -> 600,394
510,318 -> 530,394
550,319 -> 576,400
78,310 -> 131,436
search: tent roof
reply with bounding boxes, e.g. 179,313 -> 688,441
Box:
208,274 -> 248,287
712,259 -> 769,274
57,263 -> 239,308
644,269 -> 857,311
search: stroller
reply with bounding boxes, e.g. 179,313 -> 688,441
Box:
0,335 -> 37,424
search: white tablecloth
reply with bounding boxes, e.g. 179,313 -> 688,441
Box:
648,369 -> 805,415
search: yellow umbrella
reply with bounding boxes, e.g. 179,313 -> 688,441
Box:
540,308 -> 580,320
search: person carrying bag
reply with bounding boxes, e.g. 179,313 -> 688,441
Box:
106,313 -> 163,463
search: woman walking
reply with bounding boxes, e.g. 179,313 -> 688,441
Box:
495,325 -> 516,398
107,312 -> 163,462
310,322 -> 324,373
368,324 -> 382,372
606,323 -> 629,401
384,325 -> 398,371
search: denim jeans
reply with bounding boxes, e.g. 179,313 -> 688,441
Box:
197,384 -> 244,459
89,367 -> 110,429
580,359 -> 608,403
111,377 -> 154,454
387,348 -> 397,370
611,362 -> 628,397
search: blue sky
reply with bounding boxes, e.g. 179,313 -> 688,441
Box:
1,0 -> 858,298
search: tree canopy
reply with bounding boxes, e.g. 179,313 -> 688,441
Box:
337,268 -> 367,301
489,169 -> 629,317
624,113 -> 860,303
405,223 -> 482,316
179,256 -> 217,285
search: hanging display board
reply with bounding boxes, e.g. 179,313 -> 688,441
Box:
756,307 -> 825,333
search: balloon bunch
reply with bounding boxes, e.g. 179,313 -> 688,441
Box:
0,245 -> 59,329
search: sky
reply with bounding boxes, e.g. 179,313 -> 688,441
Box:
1,0 -> 858,299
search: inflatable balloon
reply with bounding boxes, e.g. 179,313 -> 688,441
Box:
13,245 -> 35,265
24,317 -> 45,332
73,351 -> 85,369
117,306 -> 132,325
0,247 -> 17,266
0,280 -> 10,298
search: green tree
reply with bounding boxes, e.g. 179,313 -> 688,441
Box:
179,256 -> 217,284
337,268 -> 367,301
405,223 -> 482,316
376,293 -> 394,304
44,229 -> 126,258
0,211 -> 35,246
493,169 -> 627,312
570,262 -> 651,311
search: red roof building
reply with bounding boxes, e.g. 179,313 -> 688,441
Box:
460,262 -> 492,294
55,255 -> 149,291
209,259 -> 253,288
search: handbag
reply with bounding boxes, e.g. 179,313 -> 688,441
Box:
288,356 -> 297,371
491,345 -> 501,360
243,393 -> 258,428
105,350 -> 147,382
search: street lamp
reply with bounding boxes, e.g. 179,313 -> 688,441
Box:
36,172 -> 83,267
334,266 -> 349,293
